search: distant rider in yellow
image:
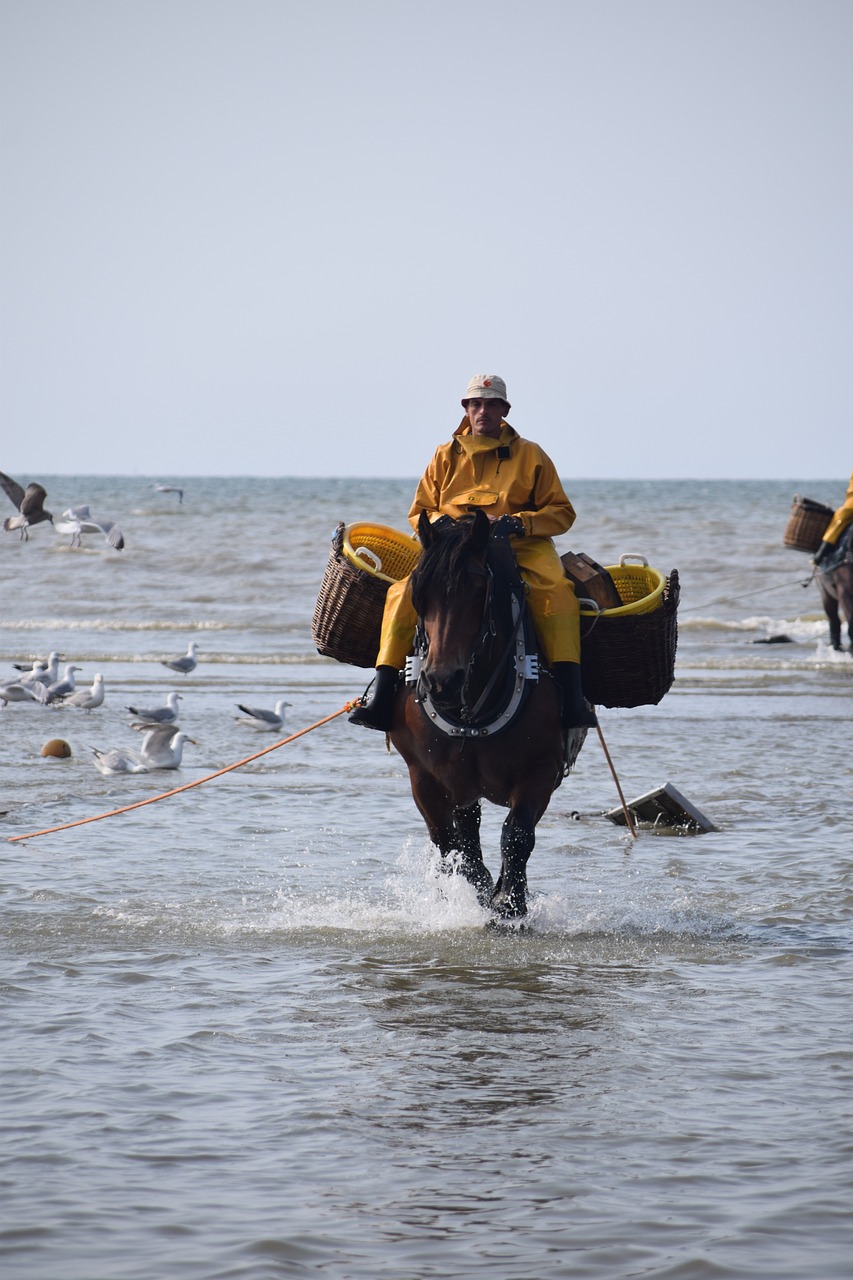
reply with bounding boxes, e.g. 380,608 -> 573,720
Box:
813,469 -> 853,564
349,373 -> 596,733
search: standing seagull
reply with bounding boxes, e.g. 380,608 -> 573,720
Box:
0,471 -> 53,539
56,506 -> 125,550
45,663 -> 82,703
235,699 -> 291,731
59,673 -> 105,710
161,641 -> 198,675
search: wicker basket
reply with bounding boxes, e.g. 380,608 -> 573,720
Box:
783,495 -> 833,553
579,557 -> 679,708
312,521 -> 422,668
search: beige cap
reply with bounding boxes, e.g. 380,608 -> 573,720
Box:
461,374 -> 510,407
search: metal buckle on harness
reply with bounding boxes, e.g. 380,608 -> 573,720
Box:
405,654 -> 421,686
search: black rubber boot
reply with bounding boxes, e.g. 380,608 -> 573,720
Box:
551,662 -> 597,730
348,665 -> 399,731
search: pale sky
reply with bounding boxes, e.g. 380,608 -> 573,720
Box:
1,0 -> 851,479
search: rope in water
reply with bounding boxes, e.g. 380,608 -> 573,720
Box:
679,573 -> 814,613
7,701 -> 358,843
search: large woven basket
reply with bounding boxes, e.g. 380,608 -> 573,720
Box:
783,495 -> 833,553
312,521 -> 422,668
578,556 -> 679,708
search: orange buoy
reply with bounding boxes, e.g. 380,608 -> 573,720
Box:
41,738 -> 72,759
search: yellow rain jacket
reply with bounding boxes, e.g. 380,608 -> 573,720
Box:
822,470 -> 853,545
376,420 -> 582,668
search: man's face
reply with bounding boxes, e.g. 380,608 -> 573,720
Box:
464,397 -> 507,438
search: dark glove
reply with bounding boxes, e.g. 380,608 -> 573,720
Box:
432,514 -> 455,531
492,515 -> 525,540
813,540 -> 832,565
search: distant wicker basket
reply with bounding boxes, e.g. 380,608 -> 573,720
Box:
312,522 -> 421,668
783,495 -> 833,553
578,556 -> 679,709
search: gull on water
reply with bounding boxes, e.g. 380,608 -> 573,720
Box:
92,746 -> 149,776
59,673 -> 105,711
126,691 -> 182,724
45,663 -> 82,703
137,725 -> 196,769
161,641 -> 198,675
0,470 -> 53,539
235,699 -> 291,731
152,483 -> 184,503
56,506 -> 125,550
1,682 -> 47,707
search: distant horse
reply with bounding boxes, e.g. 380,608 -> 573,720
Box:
388,509 -> 588,920
815,528 -> 853,651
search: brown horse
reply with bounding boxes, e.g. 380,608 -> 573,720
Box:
815,529 -> 853,651
388,509 -> 588,920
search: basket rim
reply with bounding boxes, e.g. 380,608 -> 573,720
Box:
341,521 -> 420,584
580,564 -> 667,618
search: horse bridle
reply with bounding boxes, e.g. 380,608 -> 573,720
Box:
408,548 -> 537,736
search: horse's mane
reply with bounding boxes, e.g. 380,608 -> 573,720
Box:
410,517 -> 479,614
410,514 -> 518,619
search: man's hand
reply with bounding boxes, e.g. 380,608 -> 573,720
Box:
492,515 -> 525,539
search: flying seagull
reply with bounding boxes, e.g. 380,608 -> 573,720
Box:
126,691 -> 182,724
56,506 -> 125,550
235,699 -> 291,731
0,470 -> 53,539
161,641 -> 198,675
152,483 -> 184,503
0,681 -> 47,707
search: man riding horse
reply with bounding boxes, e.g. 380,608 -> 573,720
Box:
349,373 -> 596,736
813,468 -> 853,567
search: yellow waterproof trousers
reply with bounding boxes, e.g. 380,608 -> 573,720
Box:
376,536 -> 581,669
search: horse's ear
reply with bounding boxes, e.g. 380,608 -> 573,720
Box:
470,508 -> 490,555
417,509 -> 433,547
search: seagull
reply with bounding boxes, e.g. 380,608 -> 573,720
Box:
138,725 -> 195,769
235,699 -> 291,731
0,681 -> 47,707
161,641 -> 198,675
92,745 -> 150,776
0,470 -> 53,539
44,663 -> 82,703
56,506 -> 124,550
126,691 -> 182,724
59,673 -> 105,710
13,651 -> 62,686
15,660 -> 48,688
152,483 -> 184,503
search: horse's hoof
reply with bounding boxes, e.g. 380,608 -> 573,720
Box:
486,915 -> 528,934
441,855 -> 495,904
488,891 -> 528,922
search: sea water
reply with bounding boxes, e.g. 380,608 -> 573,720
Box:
1,476 -> 851,1279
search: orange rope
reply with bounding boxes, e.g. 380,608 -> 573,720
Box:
8,701 -> 358,843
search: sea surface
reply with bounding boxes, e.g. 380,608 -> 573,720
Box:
1,476 -> 851,1280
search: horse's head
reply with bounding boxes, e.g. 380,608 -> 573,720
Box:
410,509 -> 495,709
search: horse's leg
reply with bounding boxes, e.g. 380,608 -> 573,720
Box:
821,582 -> 842,650
491,806 -> 537,920
452,802 -> 494,903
